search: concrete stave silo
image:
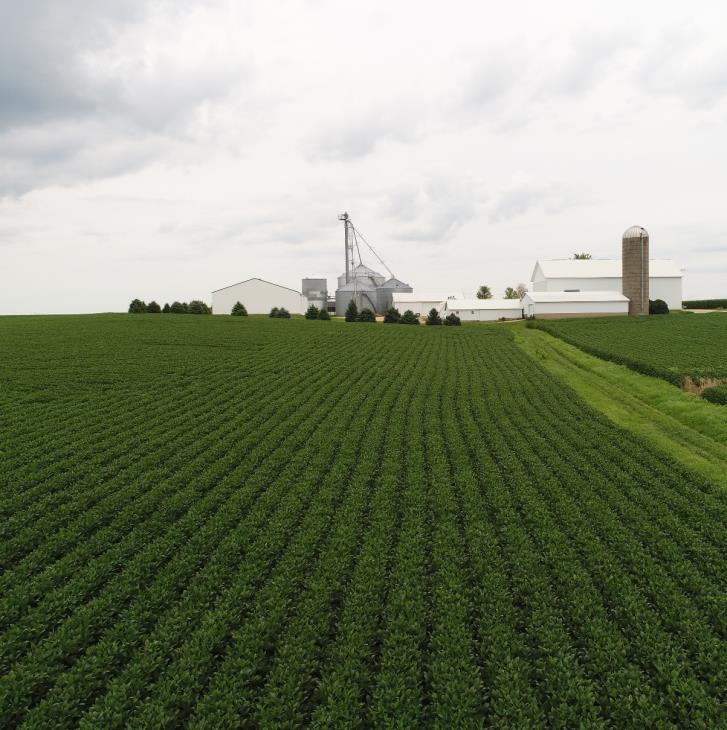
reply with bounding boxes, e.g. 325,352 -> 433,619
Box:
622,225 -> 649,315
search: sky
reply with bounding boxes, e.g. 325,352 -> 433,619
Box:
1,0 -> 727,314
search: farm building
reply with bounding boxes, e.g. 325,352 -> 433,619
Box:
212,277 -> 306,315
335,263 -> 413,316
522,291 -> 629,319
392,292 -> 463,317
530,258 -> 682,310
445,298 -> 522,321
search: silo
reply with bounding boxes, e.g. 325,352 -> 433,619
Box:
622,225 -> 649,315
335,280 -> 378,316
376,277 -> 413,313
302,278 -> 328,311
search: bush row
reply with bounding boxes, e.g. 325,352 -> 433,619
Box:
128,299 -> 211,314
682,299 -> 727,309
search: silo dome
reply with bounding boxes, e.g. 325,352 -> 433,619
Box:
623,225 -> 648,239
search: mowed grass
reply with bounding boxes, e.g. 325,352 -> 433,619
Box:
1,314 -> 726,727
528,312 -> 727,386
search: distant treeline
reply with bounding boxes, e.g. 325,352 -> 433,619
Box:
682,299 -> 727,309
128,299 -> 211,314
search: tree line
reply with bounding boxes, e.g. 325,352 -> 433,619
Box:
128,299 -> 211,314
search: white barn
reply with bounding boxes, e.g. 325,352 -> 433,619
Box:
531,259 -> 682,310
445,298 -> 522,321
522,291 -> 629,319
212,277 -> 306,315
392,292 -> 463,317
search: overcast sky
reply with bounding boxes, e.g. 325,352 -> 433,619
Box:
1,0 -> 726,313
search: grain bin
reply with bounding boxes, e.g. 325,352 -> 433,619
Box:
622,225 -> 649,315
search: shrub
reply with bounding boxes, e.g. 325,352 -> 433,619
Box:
305,305 -> 319,320
425,308 -> 442,325
188,300 -> 211,315
345,300 -> 358,322
162,303 -> 171,313
231,301 -> 248,316
270,307 -> 280,318
444,313 -> 461,326
128,299 -> 147,313
357,308 -> 376,323
146,301 -> 161,313
682,299 -> 727,309
383,307 -> 401,324
400,310 -> 420,325
649,299 -> 669,315
702,385 -> 727,405
317,308 -> 331,320
169,301 -> 186,314
278,308 -> 291,319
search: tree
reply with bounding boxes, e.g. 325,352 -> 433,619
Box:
476,285 -> 492,300
357,308 -> 376,322
146,300 -> 161,313
169,301 -> 186,314
231,301 -> 248,316
649,299 -> 669,315
162,303 -> 171,313
516,283 -> 528,298
504,287 -> 519,299
305,304 -> 319,320
188,300 -> 211,314
400,309 -> 420,325
383,307 -> 401,324
425,308 -> 442,325
269,307 -> 280,318
317,308 -> 331,320
345,299 -> 358,322
573,252 -> 592,259
444,312 -> 461,326
128,299 -> 146,313
278,307 -> 291,318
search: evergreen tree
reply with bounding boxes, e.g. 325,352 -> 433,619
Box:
317,308 -> 331,320
146,301 -> 161,313
188,300 -> 210,314
444,312 -> 462,326
400,309 -> 420,325
162,303 -> 171,313
231,301 -> 248,316
356,308 -> 376,322
425,308 -> 442,325
305,304 -> 319,320
649,299 -> 669,315
383,307 -> 401,323
128,299 -> 146,313
269,307 -> 280,318
170,301 -> 186,314
278,307 -> 291,319
345,299 -> 358,322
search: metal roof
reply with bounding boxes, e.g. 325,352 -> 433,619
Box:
212,277 -> 303,295
523,290 -> 629,303
380,277 -> 412,289
533,259 -> 682,280
623,225 -> 648,239
392,292 -> 463,302
447,298 -> 523,310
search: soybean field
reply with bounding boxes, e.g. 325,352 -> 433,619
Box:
1,314 -> 726,728
529,313 -> 727,386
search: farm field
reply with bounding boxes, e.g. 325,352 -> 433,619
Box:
528,313 -> 727,386
1,314 -> 727,727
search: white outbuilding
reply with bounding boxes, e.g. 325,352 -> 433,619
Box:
531,259 -> 682,310
392,292 -> 463,317
212,277 -> 307,315
445,298 -> 523,321
522,291 -> 629,319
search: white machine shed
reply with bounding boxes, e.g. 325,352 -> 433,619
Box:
392,292 -> 463,317
445,298 -> 522,321
522,291 -> 629,319
212,278 -> 306,315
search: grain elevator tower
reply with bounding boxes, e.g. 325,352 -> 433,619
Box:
622,225 -> 649,315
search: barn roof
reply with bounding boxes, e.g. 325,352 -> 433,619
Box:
532,259 -> 682,281
393,292 -> 463,302
212,277 -> 303,295
447,298 -> 523,310
523,290 -> 629,303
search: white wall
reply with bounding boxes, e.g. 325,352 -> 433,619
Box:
212,279 -> 306,315
649,278 -> 682,310
524,299 -> 628,318
393,299 -> 445,316
448,307 -> 522,321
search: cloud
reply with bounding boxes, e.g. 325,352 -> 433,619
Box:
488,177 -> 587,223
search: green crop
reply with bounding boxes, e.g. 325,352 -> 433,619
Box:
0,314 -> 725,727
